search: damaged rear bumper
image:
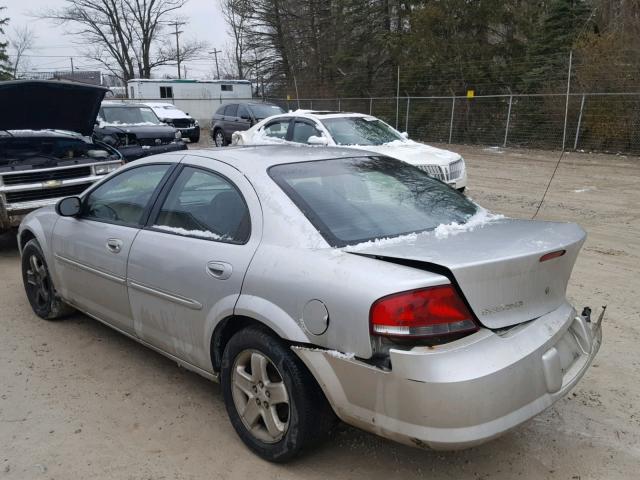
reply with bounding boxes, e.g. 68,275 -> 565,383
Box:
293,301 -> 602,450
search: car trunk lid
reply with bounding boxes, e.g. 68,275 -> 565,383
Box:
344,219 -> 586,329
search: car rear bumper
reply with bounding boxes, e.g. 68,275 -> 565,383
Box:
294,301 -> 601,450
117,142 -> 188,162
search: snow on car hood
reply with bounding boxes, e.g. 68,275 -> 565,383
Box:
149,108 -> 192,120
346,139 -> 461,166
0,80 -> 108,136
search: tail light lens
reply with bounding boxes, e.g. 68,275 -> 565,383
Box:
370,285 -> 478,339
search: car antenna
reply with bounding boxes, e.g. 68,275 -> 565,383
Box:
531,149 -> 565,219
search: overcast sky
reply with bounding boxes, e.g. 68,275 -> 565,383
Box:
2,0 -> 230,79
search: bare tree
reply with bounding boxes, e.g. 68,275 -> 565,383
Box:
39,0 -> 204,82
0,6 -> 11,80
10,25 -> 36,77
221,0 -> 250,78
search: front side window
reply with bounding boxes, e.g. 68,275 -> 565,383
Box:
237,104 -> 250,119
321,117 -> 403,146
262,119 -> 290,139
292,121 -> 322,144
101,106 -> 162,125
153,166 -> 250,243
269,157 -> 477,246
83,164 -> 171,226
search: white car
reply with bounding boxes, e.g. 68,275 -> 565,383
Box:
232,111 -> 467,191
143,102 -> 200,143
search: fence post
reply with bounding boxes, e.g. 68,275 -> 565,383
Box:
338,98 -> 341,111
395,66 -> 400,129
574,94 -> 586,150
448,96 -> 456,144
503,95 -> 513,147
369,97 -> 373,115
561,50 -> 573,151
405,97 -> 410,133
310,99 -> 313,109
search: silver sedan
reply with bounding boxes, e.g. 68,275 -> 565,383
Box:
18,146 -> 602,462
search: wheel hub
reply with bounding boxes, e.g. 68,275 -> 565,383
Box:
231,349 -> 290,443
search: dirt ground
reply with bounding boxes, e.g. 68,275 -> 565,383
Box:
1,143 -> 639,479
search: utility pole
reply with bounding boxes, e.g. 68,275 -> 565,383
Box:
169,21 -> 186,79
70,57 -> 75,77
209,49 -> 222,79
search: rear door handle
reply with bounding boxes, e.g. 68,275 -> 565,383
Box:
206,261 -> 233,280
106,238 -> 123,253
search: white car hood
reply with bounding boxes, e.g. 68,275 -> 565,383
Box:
346,140 -> 461,166
152,109 -> 192,120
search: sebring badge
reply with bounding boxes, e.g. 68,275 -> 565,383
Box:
481,300 -> 524,316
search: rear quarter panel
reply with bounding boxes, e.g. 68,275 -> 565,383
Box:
238,245 -> 451,359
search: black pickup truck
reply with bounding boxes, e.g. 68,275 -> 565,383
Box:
94,102 -> 188,162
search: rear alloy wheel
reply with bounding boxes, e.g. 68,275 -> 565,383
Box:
231,349 -> 290,444
221,327 -> 336,462
214,130 -> 226,147
21,239 -> 74,320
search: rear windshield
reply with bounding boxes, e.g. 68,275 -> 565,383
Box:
249,104 -> 286,120
269,157 -> 477,247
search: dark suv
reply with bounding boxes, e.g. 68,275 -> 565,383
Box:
210,102 -> 285,147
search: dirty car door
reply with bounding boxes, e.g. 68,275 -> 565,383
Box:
52,162 -> 173,334
126,156 -> 261,371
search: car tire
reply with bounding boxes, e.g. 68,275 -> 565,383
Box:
221,326 -> 336,462
191,134 -> 200,144
213,129 -> 226,147
21,239 -> 74,320
458,186 -> 466,193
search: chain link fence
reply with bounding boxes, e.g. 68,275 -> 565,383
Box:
266,92 -> 640,154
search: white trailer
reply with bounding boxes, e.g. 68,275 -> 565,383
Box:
126,79 -> 253,125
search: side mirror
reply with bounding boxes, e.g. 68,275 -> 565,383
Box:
56,196 -> 82,217
401,131 -> 409,139
307,135 -> 329,146
240,115 -> 251,121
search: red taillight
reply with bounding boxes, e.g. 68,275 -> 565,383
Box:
540,249 -> 566,262
370,285 -> 478,338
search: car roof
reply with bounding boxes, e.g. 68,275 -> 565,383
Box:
143,102 -> 181,108
265,110 -> 370,121
101,101 -> 151,108
176,145 -> 375,173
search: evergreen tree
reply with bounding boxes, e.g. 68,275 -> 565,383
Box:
525,0 -> 594,92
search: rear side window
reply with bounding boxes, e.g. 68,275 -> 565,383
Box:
83,164 -> 171,226
224,104 -> 238,117
269,157 -> 477,247
153,166 -> 250,243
